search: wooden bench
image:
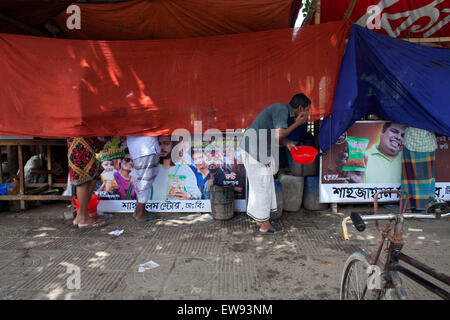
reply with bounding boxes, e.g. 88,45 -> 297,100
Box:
0,139 -> 72,210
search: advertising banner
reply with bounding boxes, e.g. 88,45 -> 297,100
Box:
320,121 -> 450,203
94,134 -> 247,212
320,0 -> 450,39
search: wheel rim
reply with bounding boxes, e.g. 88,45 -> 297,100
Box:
342,256 -> 380,300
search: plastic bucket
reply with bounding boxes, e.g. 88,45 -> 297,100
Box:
72,194 -> 99,219
290,146 -> 318,164
210,185 -> 234,220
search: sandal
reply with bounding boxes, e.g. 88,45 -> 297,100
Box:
78,220 -> 107,230
259,224 -> 285,235
135,213 -> 159,222
269,218 -> 279,225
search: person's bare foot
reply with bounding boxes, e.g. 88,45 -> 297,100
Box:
258,220 -> 284,235
76,214 -> 106,230
133,203 -> 147,221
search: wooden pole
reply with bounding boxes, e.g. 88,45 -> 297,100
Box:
47,146 -> 53,191
17,145 -> 25,210
315,0 -> 321,24
406,37 -> 450,43
0,13 -> 49,37
0,147 -> 3,184
344,0 -> 357,20
313,0 -> 321,144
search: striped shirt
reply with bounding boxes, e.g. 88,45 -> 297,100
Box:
403,127 -> 437,152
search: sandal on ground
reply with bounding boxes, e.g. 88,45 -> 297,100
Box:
269,218 -> 280,225
78,220 -> 107,230
134,213 -> 159,222
259,224 -> 285,235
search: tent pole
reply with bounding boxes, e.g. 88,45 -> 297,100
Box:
344,0 -> 357,20
315,0 -> 321,24
406,37 -> 450,43
0,13 -> 49,37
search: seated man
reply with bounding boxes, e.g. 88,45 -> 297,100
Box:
20,152 -> 64,184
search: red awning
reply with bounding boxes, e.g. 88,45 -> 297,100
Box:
54,0 -> 301,40
0,20 -> 352,137
0,0 -> 302,39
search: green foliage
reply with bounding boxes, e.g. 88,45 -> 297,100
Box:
301,0 -> 312,17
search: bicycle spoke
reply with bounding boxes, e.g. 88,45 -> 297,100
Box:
347,266 -> 354,299
355,262 -> 361,299
348,263 -> 360,300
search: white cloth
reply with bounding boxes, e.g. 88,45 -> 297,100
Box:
241,150 -> 277,221
133,154 -> 160,203
126,136 -> 160,159
150,163 -> 201,200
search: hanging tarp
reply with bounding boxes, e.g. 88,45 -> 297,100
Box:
0,20 -> 351,137
319,0 -> 450,39
318,24 -> 450,152
53,0 -> 301,40
0,1 -> 71,35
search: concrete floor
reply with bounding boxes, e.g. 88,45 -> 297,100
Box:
0,202 -> 448,300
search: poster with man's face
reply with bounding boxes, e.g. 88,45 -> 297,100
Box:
320,121 -> 450,203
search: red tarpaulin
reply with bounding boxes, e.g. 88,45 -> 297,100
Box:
320,0 -> 450,39
54,0 -> 301,40
0,20 -> 351,137
0,1 -> 72,35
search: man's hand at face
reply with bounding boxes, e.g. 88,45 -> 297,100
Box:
295,111 -> 308,125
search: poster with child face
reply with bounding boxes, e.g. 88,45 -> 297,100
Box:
94,134 -> 247,212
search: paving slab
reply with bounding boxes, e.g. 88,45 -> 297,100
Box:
0,202 -> 448,300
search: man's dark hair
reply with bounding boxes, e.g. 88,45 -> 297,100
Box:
381,122 -> 393,133
289,93 -> 311,109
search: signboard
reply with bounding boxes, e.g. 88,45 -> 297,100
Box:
320,0 -> 450,39
94,134 -> 247,212
320,121 -> 450,203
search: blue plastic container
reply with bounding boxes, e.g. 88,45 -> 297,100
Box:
0,183 -> 11,212
303,176 -> 329,211
0,183 -> 10,196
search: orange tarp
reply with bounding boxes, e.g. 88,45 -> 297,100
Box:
0,20 -> 351,137
54,0 -> 300,40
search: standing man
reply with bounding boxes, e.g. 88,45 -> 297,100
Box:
239,93 -> 311,235
126,136 -> 161,222
400,127 -> 438,213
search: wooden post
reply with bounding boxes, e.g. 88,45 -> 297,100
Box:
0,13 -> 49,37
7,146 -> 18,181
47,146 -> 53,191
315,0 -> 321,25
406,37 -> 450,43
17,145 -> 25,211
313,0 -> 321,145
0,146 -> 3,184
344,0 -> 357,20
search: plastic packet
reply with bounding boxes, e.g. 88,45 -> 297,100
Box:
167,174 -> 186,199
342,136 -> 370,171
